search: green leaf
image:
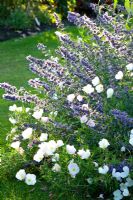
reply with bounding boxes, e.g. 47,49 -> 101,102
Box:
114,0 -> 118,9
125,0 -> 131,14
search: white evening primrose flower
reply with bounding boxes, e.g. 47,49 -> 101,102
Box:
11,127 -> 17,133
77,149 -> 91,159
16,107 -> 23,112
56,140 -> 64,148
39,133 -> 48,141
52,93 -> 58,100
9,117 -> 17,124
125,177 -> 133,187
16,169 -> 26,181
77,95 -> 83,102
115,71 -> 123,80
113,189 -> 123,200
98,165 -> 109,174
82,84 -> 94,94
52,163 -> 61,172
93,162 -> 99,167
98,194 -> 104,199
123,188 -> 129,197
112,169 -> 121,181
126,63 -> 133,71
81,104 -> 89,111
68,162 -> 80,178
98,139 -> 110,149
121,146 -> 126,152
92,76 -> 100,86
66,145 -> 76,154
52,153 -> 59,162
45,140 -> 57,155
11,141 -> 20,149
121,166 -> 129,178
120,182 -> 128,191
9,104 -> 17,111
32,109 -> 43,120
22,128 -> 33,140
86,178 -> 93,184
33,150 -> 44,162
67,94 -> 75,102
80,115 -> 88,123
107,88 -> 114,98
26,107 -> 30,112
95,84 -> 104,93
129,137 -> 133,146
25,174 -> 36,185
87,119 -> 96,127
41,117 -> 49,123
17,147 -> 24,155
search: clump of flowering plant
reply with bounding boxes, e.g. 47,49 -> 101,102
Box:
0,4 -> 133,199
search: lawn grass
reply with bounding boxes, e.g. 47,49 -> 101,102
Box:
0,28 -> 78,200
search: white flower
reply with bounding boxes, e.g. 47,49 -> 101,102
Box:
11,127 -> 17,133
129,137 -> 133,146
17,147 -> 24,155
93,162 -> 99,167
9,104 -> 17,111
82,84 -> 94,94
68,162 -> 80,178
92,76 -> 100,86
81,104 -> 89,111
113,189 -> 123,200
86,178 -> 93,184
50,111 -> 58,117
67,94 -> 75,102
25,174 -> 36,185
77,149 -> 91,159
120,146 -> 126,152
16,107 -> 23,112
123,188 -> 129,197
112,169 -> 121,181
131,129 -> 133,134
107,88 -> 114,98
126,63 -> 133,71
95,84 -> 104,93
87,119 -> 95,127
77,95 -> 83,102
41,117 -> 49,123
39,133 -> 48,141
33,150 -> 44,162
98,194 -> 104,199
115,71 -> 123,80
125,177 -> 133,187
32,109 -> 43,120
80,115 -> 88,123
22,128 -> 33,139
66,145 -> 76,154
52,93 -> 58,100
39,140 -> 57,157
98,165 -> 109,174
11,141 -> 20,149
120,182 -> 127,191
52,163 -> 61,172
98,139 -> 110,149
121,166 -> 129,178
52,153 -> 59,162
9,117 -> 17,124
56,140 -> 64,148
26,107 -> 30,112
16,169 -> 26,181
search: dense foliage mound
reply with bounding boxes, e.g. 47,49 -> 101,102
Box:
0,4 -> 133,200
